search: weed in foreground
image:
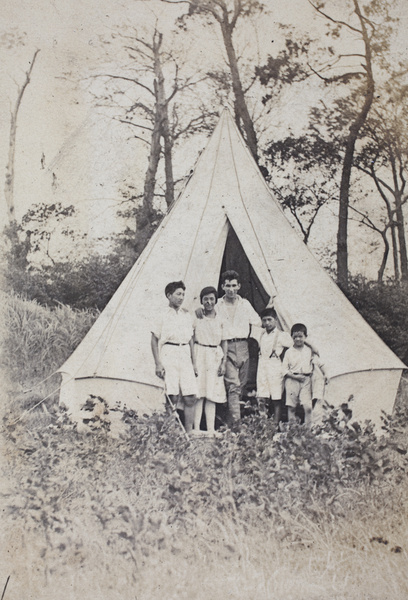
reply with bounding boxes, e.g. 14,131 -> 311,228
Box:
2,396 -> 408,599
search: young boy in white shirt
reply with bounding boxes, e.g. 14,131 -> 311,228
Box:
282,323 -> 329,427
256,308 -> 292,425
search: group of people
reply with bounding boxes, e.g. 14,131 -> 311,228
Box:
151,270 -> 328,435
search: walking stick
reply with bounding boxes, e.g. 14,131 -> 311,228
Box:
163,383 -> 190,442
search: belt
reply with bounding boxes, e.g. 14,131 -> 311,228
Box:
164,342 -> 189,346
195,342 -> 218,348
227,338 -> 248,343
293,372 -> 312,376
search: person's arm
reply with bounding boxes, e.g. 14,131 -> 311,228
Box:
314,356 -> 329,385
282,351 -> 305,382
246,301 -> 262,340
189,337 -> 198,376
218,339 -> 228,376
195,306 -> 205,319
305,338 -> 320,356
248,301 -> 262,327
151,333 -> 165,379
282,332 -> 293,349
321,367 -> 329,386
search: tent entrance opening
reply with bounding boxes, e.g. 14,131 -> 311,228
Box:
218,225 -> 270,313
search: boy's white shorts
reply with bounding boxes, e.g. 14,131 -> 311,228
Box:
161,344 -> 198,397
285,376 -> 312,410
256,358 -> 283,400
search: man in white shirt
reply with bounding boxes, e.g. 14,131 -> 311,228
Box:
216,270 -> 261,426
151,281 -> 198,434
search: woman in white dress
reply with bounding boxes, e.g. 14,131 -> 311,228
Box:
193,287 -> 228,433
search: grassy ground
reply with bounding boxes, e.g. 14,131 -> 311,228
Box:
1,293 -> 408,600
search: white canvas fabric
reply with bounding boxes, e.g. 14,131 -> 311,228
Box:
59,109 -> 405,423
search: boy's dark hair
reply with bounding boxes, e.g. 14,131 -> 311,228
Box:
291,323 -> 307,337
200,286 -> 218,303
260,307 -> 277,320
165,280 -> 186,297
221,270 -> 240,284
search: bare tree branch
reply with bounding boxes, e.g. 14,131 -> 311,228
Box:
93,73 -> 156,97
308,63 -> 364,82
5,48 -> 40,228
307,0 -> 362,34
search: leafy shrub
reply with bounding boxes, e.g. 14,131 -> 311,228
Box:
1,208 -> 155,311
2,248 -> 137,311
346,276 -> 408,363
3,394 -> 408,600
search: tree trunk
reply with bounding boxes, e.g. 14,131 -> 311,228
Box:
5,111 -> 18,227
162,119 -> 174,208
136,101 -> 162,254
142,108 -> 162,221
389,218 -> 400,280
378,231 -> 389,283
389,152 -> 408,280
5,49 -> 40,237
369,165 -> 400,279
337,135 -> 357,290
336,0 -> 374,291
220,21 -> 259,163
394,191 -> 408,280
153,35 -> 174,208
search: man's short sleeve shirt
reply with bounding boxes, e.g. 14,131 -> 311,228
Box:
152,307 -> 194,345
216,295 -> 261,340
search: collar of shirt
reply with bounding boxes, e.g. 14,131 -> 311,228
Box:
218,294 -> 243,307
217,295 -> 251,339
159,306 -> 193,345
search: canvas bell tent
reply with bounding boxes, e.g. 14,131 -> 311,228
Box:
59,109 -> 405,424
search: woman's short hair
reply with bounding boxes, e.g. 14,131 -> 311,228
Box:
200,286 -> 218,303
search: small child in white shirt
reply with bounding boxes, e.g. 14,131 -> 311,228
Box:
256,308 -> 292,425
282,323 -> 329,427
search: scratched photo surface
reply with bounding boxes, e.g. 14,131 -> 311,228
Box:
1,1 -> 408,599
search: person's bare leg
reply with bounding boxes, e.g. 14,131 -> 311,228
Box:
304,406 -> 312,428
204,400 -> 216,432
288,406 -> 296,423
183,395 -> 196,433
194,398 -> 204,430
272,399 -> 281,426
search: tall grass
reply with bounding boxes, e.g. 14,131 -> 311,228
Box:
1,292 -> 97,391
